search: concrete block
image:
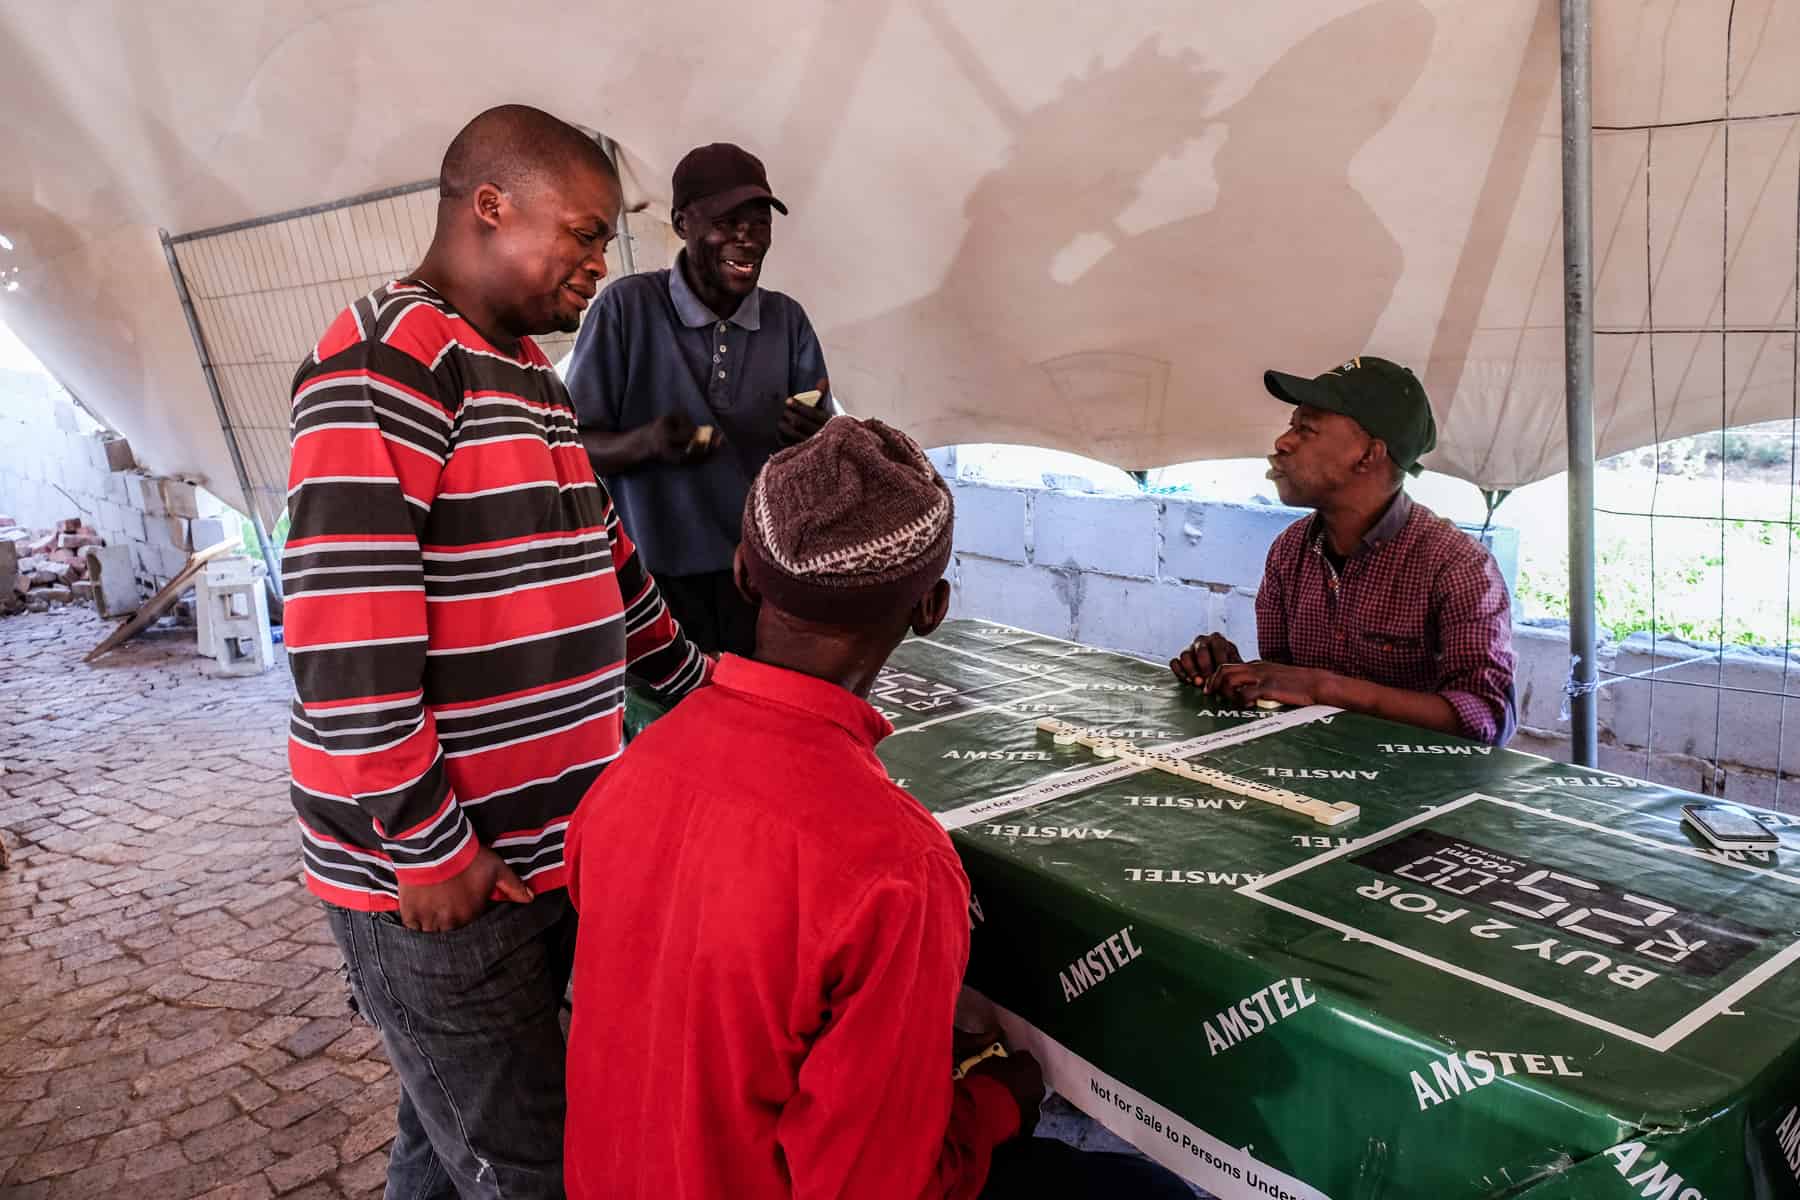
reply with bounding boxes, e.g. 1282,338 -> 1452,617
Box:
52,401 -> 79,433
131,473 -> 166,516
1514,624 -> 1574,733
154,543 -> 193,579
132,540 -> 187,584
1075,575 -> 1207,663
0,540 -> 16,599
950,555 -> 1077,641
187,518 -> 230,552
49,448 -> 74,493
96,500 -> 146,546
65,444 -> 107,497
949,483 -> 1029,564
196,556 -> 258,656
99,435 -> 135,473
1717,768 -> 1800,814
146,515 -> 188,552
80,432 -> 109,473
1031,491 -> 1159,579
120,506 -> 149,545
1215,587 -> 1262,661
102,472 -> 131,506
195,487 -> 232,519
22,424 -> 54,474
81,545 -> 138,618
202,572 -> 275,675
1609,637 -> 1800,773
160,477 -> 201,519
1593,742 -> 1715,796
1509,729 -> 1570,764
1160,500 -> 1302,589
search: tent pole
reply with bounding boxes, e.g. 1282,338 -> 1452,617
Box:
159,229 -> 285,599
1560,0 -> 1598,766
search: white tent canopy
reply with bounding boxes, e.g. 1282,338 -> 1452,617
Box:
3,0 -> 1796,514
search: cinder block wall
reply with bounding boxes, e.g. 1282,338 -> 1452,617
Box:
942,478 -> 1518,665
0,369 -> 235,599
939,475 -> 1798,808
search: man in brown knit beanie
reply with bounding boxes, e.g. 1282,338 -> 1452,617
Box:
563,418 -> 1190,1198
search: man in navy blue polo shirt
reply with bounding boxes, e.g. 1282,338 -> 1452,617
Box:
567,143 -> 834,657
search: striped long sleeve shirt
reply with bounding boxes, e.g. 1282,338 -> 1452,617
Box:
284,281 -> 710,911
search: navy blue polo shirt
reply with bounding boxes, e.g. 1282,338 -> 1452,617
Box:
565,252 -> 830,577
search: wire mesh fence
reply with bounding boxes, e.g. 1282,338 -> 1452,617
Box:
165,180 -> 664,536
1588,94 -> 1800,804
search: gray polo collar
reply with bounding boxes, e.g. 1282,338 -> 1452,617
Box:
669,251 -> 762,331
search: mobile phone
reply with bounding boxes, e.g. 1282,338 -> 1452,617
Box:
1681,802 -> 1780,850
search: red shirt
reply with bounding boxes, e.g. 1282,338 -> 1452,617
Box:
1255,493 -> 1517,745
564,655 -> 1019,1199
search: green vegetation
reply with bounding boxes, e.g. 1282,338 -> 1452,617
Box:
237,510 -> 290,558
1517,516 -> 1800,649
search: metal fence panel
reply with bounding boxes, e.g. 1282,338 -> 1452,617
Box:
166,181 -> 662,534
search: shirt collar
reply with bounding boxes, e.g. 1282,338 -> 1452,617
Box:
668,251 -> 763,331
1363,490 -> 1414,548
711,655 -> 894,748
1308,491 -> 1414,557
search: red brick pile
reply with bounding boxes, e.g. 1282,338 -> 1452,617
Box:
1,515 -> 105,613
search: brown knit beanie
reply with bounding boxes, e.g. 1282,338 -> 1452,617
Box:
741,417 -> 954,624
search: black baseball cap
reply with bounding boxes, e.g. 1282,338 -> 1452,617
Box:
1263,355 -> 1437,475
671,143 -> 788,220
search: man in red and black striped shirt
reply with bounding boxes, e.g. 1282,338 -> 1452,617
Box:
285,106 -> 708,1199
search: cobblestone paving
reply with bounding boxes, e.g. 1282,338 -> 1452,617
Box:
0,608 -> 393,1199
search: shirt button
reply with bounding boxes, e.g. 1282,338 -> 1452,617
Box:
717,322 -> 726,333
713,354 -> 721,363
717,370 -> 727,379
718,345 -> 727,354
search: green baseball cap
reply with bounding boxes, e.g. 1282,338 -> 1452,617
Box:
1263,355 -> 1438,476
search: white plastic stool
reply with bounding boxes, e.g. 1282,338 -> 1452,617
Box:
200,557 -> 273,675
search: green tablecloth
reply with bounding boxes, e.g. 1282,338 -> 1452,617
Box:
634,620 -> 1800,1199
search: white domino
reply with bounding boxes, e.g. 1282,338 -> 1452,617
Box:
1034,716 -> 1358,826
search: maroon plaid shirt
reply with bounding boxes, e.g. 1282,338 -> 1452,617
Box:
1255,493 -> 1517,745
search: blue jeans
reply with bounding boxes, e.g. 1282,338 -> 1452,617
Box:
325,894 -> 577,1200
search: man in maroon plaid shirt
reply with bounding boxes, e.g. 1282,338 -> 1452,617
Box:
1171,356 -> 1516,746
